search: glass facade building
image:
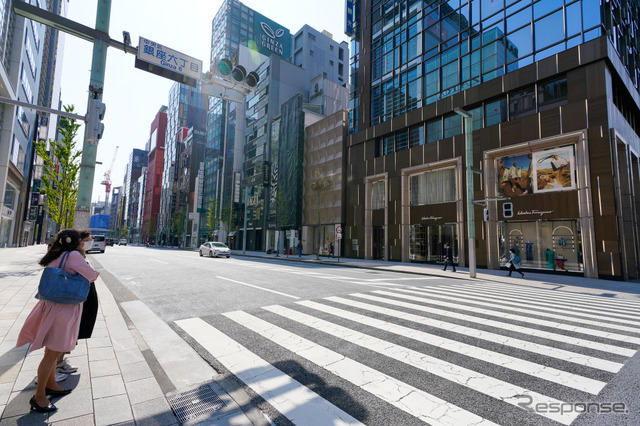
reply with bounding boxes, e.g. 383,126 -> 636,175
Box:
346,0 -> 640,280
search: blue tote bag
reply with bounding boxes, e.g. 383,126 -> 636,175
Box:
36,251 -> 90,304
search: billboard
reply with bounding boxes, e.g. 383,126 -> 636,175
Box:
496,145 -> 575,196
252,13 -> 291,59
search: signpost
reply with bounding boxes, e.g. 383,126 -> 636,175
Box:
135,37 -> 203,87
335,224 -> 342,262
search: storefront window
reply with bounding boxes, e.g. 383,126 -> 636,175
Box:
410,223 -> 457,263
499,219 -> 583,272
410,168 -> 457,205
372,180 -> 385,209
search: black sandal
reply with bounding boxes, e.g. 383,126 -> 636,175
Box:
45,388 -> 72,397
29,397 -> 57,413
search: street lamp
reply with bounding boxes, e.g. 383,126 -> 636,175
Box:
454,107 -> 476,278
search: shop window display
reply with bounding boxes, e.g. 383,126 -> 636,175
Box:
410,223 -> 457,263
499,220 -> 583,272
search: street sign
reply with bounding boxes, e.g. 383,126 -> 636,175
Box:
135,37 -> 203,87
335,224 -> 343,240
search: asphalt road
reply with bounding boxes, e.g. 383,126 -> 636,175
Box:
89,245 -> 640,426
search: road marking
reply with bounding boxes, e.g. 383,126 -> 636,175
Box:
352,293 -> 636,357
381,289 -> 640,340
216,276 -> 300,299
175,317 -> 363,426
222,312 -> 498,426
405,286 -> 640,326
150,258 -> 169,265
303,298 -> 622,374
259,306 -> 586,424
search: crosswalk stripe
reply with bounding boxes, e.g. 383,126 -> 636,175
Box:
389,288 -> 640,335
442,284 -> 640,320
219,312 -> 498,426
372,290 -> 640,345
216,276 -> 300,299
405,286 -> 640,326
319,296 -> 624,373
258,306 -> 578,425
293,300 -> 608,391
352,293 -> 636,356
458,282 -> 640,310
174,317 -> 363,426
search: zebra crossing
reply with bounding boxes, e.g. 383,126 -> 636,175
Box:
175,281 -> 640,426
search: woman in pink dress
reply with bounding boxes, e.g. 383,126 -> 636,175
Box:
16,229 -> 99,413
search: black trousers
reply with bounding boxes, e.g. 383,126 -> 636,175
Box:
78,282 -> 98,339
443,258 -> 456,271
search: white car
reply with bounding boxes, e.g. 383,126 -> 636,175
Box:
87,235 -> 106,253
199,242 -> 231,258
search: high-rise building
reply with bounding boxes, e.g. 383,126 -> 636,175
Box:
122,148 -> 148,242
143,106 -> 167,244
0,0 -> 48,247
346,0 -> 640,279
158,82 -> 206,246
204,0 -> 291,244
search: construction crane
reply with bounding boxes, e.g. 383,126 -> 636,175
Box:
100,145 -> 119,216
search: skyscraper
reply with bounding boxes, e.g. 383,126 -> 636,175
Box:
346,0 -> 640,279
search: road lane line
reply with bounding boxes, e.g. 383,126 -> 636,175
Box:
175,318 -> 363,426
352,293 -> 636,357
222,311 -> 498,426
217,276 -> 300,299
150,258 -> 169,264
372,290 -> 640,345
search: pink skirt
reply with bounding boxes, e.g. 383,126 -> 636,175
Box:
16,300 -> 83,353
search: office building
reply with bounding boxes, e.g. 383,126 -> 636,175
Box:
345,0 -> 640,279
143,106 -> 167,243
122,148 -> 148,242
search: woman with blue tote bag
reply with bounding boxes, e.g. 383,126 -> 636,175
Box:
16,229 -> 99,413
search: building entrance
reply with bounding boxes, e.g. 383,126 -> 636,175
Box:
409,223 -> 457,263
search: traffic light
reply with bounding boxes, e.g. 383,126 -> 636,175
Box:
86,98 -> 106,144
483,208 -> 490,222
214,58 -> 259,88
503,202 -> 514,218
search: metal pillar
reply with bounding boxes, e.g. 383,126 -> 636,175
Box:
75,0 -> 111,229
455,107 -> 476,278
242,186 -> 249,254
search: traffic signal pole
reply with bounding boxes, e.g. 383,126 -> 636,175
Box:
75,0 -> 112,229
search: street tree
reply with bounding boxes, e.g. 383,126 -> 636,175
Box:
34,105 -> 81,231
205,198 -> 237,241
169,207 -> 186,246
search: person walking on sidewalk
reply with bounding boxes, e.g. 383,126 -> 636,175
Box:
507,248 -> 525,278
442,243 -> 456,272
16,229 -> 100,413
297,240 -> 303,257
329,242 -> 335,258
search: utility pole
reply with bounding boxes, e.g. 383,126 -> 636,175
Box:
75,0 -> 112,229
455,107 -> 476,278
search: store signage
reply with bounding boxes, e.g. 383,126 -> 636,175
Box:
421,216 -> 443,221
135,37 -> 203,87
253,14 -> 290,58
345,0 -> 354,37
516,210 -> 554,217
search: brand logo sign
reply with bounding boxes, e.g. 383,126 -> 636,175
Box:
253,15 -> 290,58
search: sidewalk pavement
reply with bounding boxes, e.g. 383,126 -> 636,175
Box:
0,246 -> 260,426
1,246 -> 639,426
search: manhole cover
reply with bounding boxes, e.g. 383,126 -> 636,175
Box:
167,385 -> 226,423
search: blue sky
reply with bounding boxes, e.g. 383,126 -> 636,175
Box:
58,0 -> 350,203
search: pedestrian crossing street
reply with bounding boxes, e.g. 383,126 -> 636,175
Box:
175,281 -> 640,426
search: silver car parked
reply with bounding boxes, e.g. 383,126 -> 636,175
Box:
199,242 -> 231,258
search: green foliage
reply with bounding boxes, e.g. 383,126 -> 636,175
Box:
170,207 -> 186,241
34,105 -> 81,230
205,198 -> 236,239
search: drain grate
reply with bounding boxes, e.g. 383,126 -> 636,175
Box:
167,385 -> 227,423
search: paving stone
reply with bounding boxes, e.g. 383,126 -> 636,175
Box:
86,337 -> 112,349
116,349 -> 145,366
0,365 -> 20,385
120,361 -> 153,383
49,413 -> 95,425
47,387 -> 93,423
89,359 -> 120,378
2,389 -> 34,419
124,377 -> 164,405
93,394 -> 133,426
92,374 -> 126,399
131,396 -> 177,426
88,347 -> 116,362
0,383 -> 12,406
112,338 -> 138,352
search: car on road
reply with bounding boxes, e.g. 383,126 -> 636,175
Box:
199,242 -> 231,258
87,235 -> 106,253
119,238 -> 127,246
106,238 -> 114,246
